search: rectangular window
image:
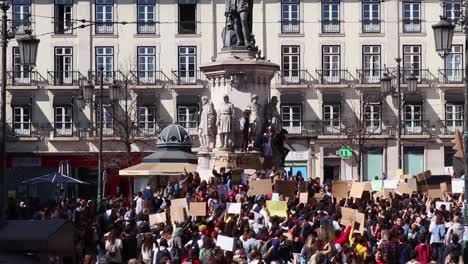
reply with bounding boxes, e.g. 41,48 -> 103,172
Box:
178,46 -> 196,84
402,0 -> 421,33
138,106 -> 156,135
54,47 -> 73,85
54,0 -> 73,34
363,147 -> 383,181
323,104 -> 340,134
444,146 -> 455,167
362,0 -> 380,33
444,45 -> 463,83
137,0 -> 156,34
96,104 -> 113,136
12,47 -> 31,85
362,45 -> 381,83
444,1 -> 462,31
54,106 -> 73,136
13,106 -> 31,136
281,105 -> 302,134
282,46 -> 300,84
178,0 -> 196,34
364,103 -> 381,133
403,45 -> 421,81
404,104 -> 422,134
322,0 -> 340,33
137,47 -> 156,84
95,47 -> 114,82
322,45 -> 340,83
96,0 -> 114,34
403,146 -> 424,175
13,0 -> 31,35
281,0 -> 299,33
446,103 -> 463,134
177,105 -> 198,134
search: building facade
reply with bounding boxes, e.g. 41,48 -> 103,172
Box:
4,0 -> 464,196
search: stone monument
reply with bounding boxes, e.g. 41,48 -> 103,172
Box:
197,0 -> 279,170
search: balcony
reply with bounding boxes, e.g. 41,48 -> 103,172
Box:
91,124 -> 115,137
281,20 -> 300,34
52,123 -> 79,137
95,22 -> 114,34
137,21 -> 156,34
322,20 -> 340,33
13,20 -> 32,35
171,70 -> 206,88
362,20 -> 380,33
316,69 -> 356,85
7,122 -> 35,137
356,69 -> 384,84
443,120 -> 463,135
7,71 -> 47,87
402,20 -> 421,33
130,70 -> 170,86
91,71 -> 122,85
403,120 -> 429,135
402,69 -> 436,84
322,120 -> 343,135
438,69 -> 464,84
48,71 -> 85,87
178,21 -> 197,34
54,20 -> 73,35
275,70 -> 316,88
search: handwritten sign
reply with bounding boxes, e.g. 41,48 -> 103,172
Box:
189,202 -> 207,217
149,212 -> 166,225
226,202 -> 241,214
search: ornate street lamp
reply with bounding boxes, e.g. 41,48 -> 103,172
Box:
76,94 -> 85,110
110,81 -> 121,102
380,73 -> 393,94
16,34 -> 40,67
432,17 -> 455,58
83,83 -> 94,101
406,72 -> 418,93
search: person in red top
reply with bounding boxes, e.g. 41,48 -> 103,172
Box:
375,249 -> 386,264
414,234 -> 432,264
181,247 -> 201,264
334,226 -> 352,246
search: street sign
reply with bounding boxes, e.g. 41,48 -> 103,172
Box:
336,147 -> 352,159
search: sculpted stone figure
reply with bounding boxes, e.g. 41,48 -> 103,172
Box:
198,96 -> 216,150
248,94 -> 263,148
264,96 -> 281,135
223,0 -> 254,47
217,95 -> 235,149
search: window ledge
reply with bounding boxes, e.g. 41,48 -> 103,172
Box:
278,33 -> 304,38
134,33 -> 161,38
92,34 -> 119,38
400,32 -> 426,37
359,33 -> 385,37
175,34 -> 201,38
318,33 -> 345,37
51,34 -> 77,38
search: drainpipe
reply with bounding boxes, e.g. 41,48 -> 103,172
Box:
212,0 -> 217,59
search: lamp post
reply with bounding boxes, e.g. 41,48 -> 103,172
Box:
0,0 -> 39,224
433,15 -> 468,236
380,60 -> 418,172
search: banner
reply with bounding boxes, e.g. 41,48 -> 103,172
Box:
189,202 -> 207,217
266,200 -> 288,217
247,179 -> 272,196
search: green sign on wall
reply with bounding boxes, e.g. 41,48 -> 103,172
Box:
336,147 -> 353,159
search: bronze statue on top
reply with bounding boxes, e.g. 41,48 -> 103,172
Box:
223,0 -> 256,48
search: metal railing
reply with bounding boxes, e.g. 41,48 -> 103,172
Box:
92,124 -> 115,137
171,70 -> 205,85
322,120 -> 343,135
443,120 -> 464,135
356,69 -> 384,84
179,122 -> 198,135
281,20 -> 300,33
282,123 -> 302,135
403,120 -> 429,135
130,70 -> 170,85
275,69 -> 315,85
13,20 -> 32,35
322,20 -> 340,33
402,69 -> 436,84
95,22 -> 114,34
178,21 -> 197,34
52,122 -> 79,137
54,20 -> 73,34
438,69 -> 464,84
7,122 -> 35,137
402,19 -> 421,33
137,21 -> 156,34
7,71 -> 48,86
48,71 -> 85,86
316,69 -> 356,84
90,70 -> 123,85
362,20 -> 380,33
448,19 -> 463,32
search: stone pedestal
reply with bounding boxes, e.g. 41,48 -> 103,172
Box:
197,151 -> 212,170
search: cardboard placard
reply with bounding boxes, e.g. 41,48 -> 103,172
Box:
349,182 -> 368,199
170,206 -> 187,224
171,198 -> 188,209
340,207 -> 355,227
244,169 -> 256,175
416,170 -> 432,182
189,202 -> 207,217
436,201 -> 451,211
371,180 -> 383,192
395,169 -> 403,179
332,181 -> 351,199
299,192 -> 308,204
406,178 -> 418,192
395,182 -> 414,196
266,200 -> 288,217
452,179 -> 464,193
383,179 -> 398,190
355,212 -> 366,234
274,180 -> 297,197
149,212 -> 166,225
427,188 -> 444,199
313,193 -> 323,201
247,179 -> 272,196
440,182 -> 452,193
216,235 -> 235,252
373,190 -> 393,200
226,202 -> 241,214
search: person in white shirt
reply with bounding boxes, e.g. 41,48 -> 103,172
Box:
105,230 -> 123,264
135,192 -> 144,215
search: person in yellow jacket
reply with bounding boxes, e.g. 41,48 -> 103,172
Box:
348,224 -> 370,261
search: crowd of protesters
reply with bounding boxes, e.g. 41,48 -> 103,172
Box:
6,166 -> 468,264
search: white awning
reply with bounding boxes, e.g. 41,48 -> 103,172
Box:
119,162 -> 198,176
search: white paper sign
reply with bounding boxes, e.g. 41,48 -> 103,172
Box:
436,201 -> 451,211
226,202 -> 241,214
383,180 -> 399,189
452,179 -> 464,193
216,235 -> 234,252
272,193 -> 280,201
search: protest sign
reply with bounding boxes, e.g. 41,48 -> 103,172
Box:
170,206 -> 187,224
149,212 -> 166,225
299,193 -> 308,204
231,169 -> 243,185
244,169 -> 256,175
440,182 -> 452,193
274,180 -> 297,197
313,193 -> 323,201
226,202 -> 241,214
189,202 -> 207,217
171,198 -> 188,209
416,170 -> 432,182
332,181 -> 351,199
452,179 -> 464,193
427,188 -> 444,199
355,212 -> 366,234
371,180 -> 383,192
383,179 -> 398,189
406,178 -> 418,192
436,201 -> 451,211
395,182 -> 414,196
349,182 -> 369,199
216,235 -> 235,252
247,179 -> 272,196
272,193 -> 280,201
395,169 -> 403,179
266,200 -> 287,217
373,190 -> 393,200
340,207 -> 355,227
